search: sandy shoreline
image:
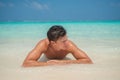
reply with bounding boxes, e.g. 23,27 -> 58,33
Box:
0,38 -> 120,80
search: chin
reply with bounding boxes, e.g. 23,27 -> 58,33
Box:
60,48 -> 66,51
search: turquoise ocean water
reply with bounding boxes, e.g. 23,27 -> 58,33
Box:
0,21 -> 120,80
0,21 -> 120,40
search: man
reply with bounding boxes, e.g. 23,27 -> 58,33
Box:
22,25 -> 93,67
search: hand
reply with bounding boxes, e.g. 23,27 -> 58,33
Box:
47,60 -> 59,65
47,60 -> 65,65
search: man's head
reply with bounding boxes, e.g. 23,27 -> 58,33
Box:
47,25 -> 66,41
47,25 -> 68,50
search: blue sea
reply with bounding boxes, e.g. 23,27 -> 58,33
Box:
0,21 -> 120,40
0,21 -> 120,80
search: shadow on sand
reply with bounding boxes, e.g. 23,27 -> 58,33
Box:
38,55 -> 71,62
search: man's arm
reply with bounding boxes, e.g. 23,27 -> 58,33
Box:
22,39 -> 48,67
67,40 -> 93,64
69,40 -> 93,64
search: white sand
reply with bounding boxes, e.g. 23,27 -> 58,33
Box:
0,38 -> 120,80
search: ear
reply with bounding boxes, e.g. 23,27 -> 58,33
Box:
50,41 -> 56,45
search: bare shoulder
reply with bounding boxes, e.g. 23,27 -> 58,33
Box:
67,40 -> 77,47
67,40 -> 75,46
66,40 -> 78,52
23,38 -> 49,62
37,38 -> 49,46
35,38 -> 49,52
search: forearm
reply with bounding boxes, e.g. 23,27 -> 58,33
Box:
57,59 -> 93,64
22,59 -> 93,67
22,61 -> 48,67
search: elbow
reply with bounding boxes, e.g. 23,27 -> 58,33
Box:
22,62 -> 33,67
22,62 -> 28,67
22,60 -> 31,67
85,59 -> 93,64
77,58 -> 93,64
22,59 -> 35,67
85,58 -> 93,64
88,59 -> 93,64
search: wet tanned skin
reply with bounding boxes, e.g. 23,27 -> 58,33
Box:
23,36 -> 93,67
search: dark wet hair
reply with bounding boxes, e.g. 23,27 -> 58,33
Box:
47,25 -> 66,41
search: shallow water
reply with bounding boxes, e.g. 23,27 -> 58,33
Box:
0,21 -> 120,80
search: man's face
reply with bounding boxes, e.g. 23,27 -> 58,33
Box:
53,35 -> 68,51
